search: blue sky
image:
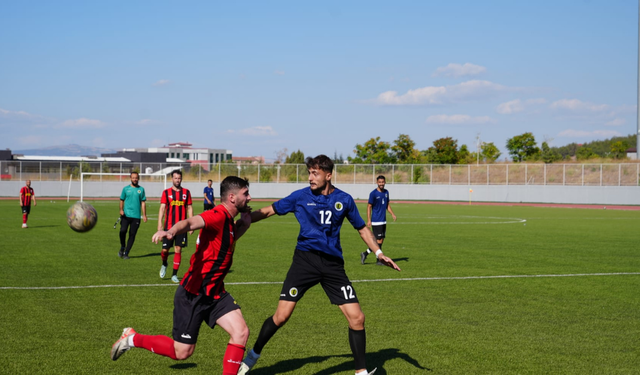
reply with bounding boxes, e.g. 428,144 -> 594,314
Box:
0,1 -> 637,160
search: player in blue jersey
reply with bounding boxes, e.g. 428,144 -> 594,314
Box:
238,155 -> 400,375
361,175 -> 397,265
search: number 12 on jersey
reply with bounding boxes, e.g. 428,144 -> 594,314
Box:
319,210 -> 332,224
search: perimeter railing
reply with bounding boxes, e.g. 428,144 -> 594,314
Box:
1,161 -> 639,186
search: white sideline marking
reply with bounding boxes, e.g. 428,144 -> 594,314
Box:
1,272 -> 639,290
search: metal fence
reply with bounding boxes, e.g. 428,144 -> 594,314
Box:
1,161 -> 639,186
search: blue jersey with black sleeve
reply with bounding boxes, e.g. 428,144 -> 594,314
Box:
273,187 -> 366,259
368,189 -> 389,225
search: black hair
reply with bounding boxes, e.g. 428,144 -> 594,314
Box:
220,176 -> 250,201
376,175 -> 386,181
305,154 -> 334,173
130,171 -> 139,177
171,169 -> 182,178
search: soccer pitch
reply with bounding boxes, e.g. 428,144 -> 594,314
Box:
1,199 -> 639,374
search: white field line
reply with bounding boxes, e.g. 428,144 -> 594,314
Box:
1,272 -> 639,290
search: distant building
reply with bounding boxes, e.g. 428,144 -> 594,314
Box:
103,142 -> 233,165
626,147 -> 637,160
232,156 -> 265,165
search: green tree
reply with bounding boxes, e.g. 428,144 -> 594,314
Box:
541,142 -> 561,163
348,137 -> 395,164
457,144 -> 474,164
425,137 -> 459,164
576,146 -> 597,160
506,132 -> 540,162
480,142 -> 501,163
611,141 -> 628,159
286,149 -> 305,164
391,134 -> 420,163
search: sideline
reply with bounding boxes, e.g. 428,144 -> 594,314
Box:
2,272 -> 639,290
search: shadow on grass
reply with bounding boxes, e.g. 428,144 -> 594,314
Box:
169,362 -> 197,370
128,252 -> 172,259
30,225 -> 61,229
391,257 -> 409,263
249,348 -> 430,374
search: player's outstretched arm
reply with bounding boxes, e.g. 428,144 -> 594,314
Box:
250,204 -> 276,223
152,216 -> 205,244
357,227 -> 401,271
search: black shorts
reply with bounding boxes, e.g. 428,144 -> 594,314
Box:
280,249 -> 359,305
172,285 -> 241,345
21,206 -> 31,215
163,233 -> 188,249
372,224 -> 386,239
204,204 -> 214,211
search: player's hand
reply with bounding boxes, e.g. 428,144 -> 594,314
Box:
366,220 -> 372,228
392,214 -> 397,222
377,254 -> 401,271
143,215 -> 148,223
119,209 -> 124,216
188,230 -> 194,235
152,230 -> 170,243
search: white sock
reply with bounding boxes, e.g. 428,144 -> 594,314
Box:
355,370 -> 368,375
366,249 -> 372,254
128,334 -> 135,347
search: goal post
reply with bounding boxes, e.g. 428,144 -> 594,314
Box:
80,173 -> 168,201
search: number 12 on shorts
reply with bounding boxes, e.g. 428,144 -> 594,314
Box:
341,285 -> 355,299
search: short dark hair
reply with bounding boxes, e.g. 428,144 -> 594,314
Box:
171,169 -> 182,178
376,175 -> 386,181
220,176 -> 250,201
207,179 -> 213,183
130,172 -> 139,177
305,154 -> 334,173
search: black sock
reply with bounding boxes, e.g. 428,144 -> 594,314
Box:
349,328 -> 367,370
253,316 -> 281,355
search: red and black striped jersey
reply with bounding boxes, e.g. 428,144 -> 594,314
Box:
181,205 -> 237,297
20,186 -> 34,206
160,187 -> 192,230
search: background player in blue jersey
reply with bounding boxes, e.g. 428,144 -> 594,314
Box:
361,175 -> 397,265
238,155 -> 400,375
203,179 -> 215,211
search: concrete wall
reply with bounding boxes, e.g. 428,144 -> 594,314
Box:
2,181 -> 639,205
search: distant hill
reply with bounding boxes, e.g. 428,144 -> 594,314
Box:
12,144 -> 119,157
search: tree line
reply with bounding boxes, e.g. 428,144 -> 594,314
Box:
275,133 -> 636,165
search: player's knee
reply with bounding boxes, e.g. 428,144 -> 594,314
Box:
349,311 -> 365,329
273,312 -> 291,326
174,346 -> 194,360
230,324 -> 250,346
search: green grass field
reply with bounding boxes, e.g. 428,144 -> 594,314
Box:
1,199 -> 639,374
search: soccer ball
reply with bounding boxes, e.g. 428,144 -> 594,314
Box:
67,201 -> 98,232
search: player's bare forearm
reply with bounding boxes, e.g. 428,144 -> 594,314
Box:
152,216 -> 204,243
157,204 -> 166,231
235,211 -> 252,240
141,202 -> 147,222
357,227 -> 401,271
250,204 -> 275,223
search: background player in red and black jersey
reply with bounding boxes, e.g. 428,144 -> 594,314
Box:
158,170 -> 193,283
111,176 -> 253,375
19,180 -> 37,228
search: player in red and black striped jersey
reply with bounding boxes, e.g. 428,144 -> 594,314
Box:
111,176 -> 253,375
19,180 -> 37,228
158,170 -> 193,283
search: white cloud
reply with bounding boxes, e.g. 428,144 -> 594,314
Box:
425,114 -> 494,125
373,80 -> 507,106
0,108 -> 35,117
433,63 -> 486,78
153,79 -> 171,86
496,99 -> 525,114
605,118 -> 626,127
131,119 -> 158,126
496,98 -> 547,114
274,70 -> 285,76
550,99 -> 609,112
227,126 -> 277,136
58,118 -> 105,129
557,129 -> 622,138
